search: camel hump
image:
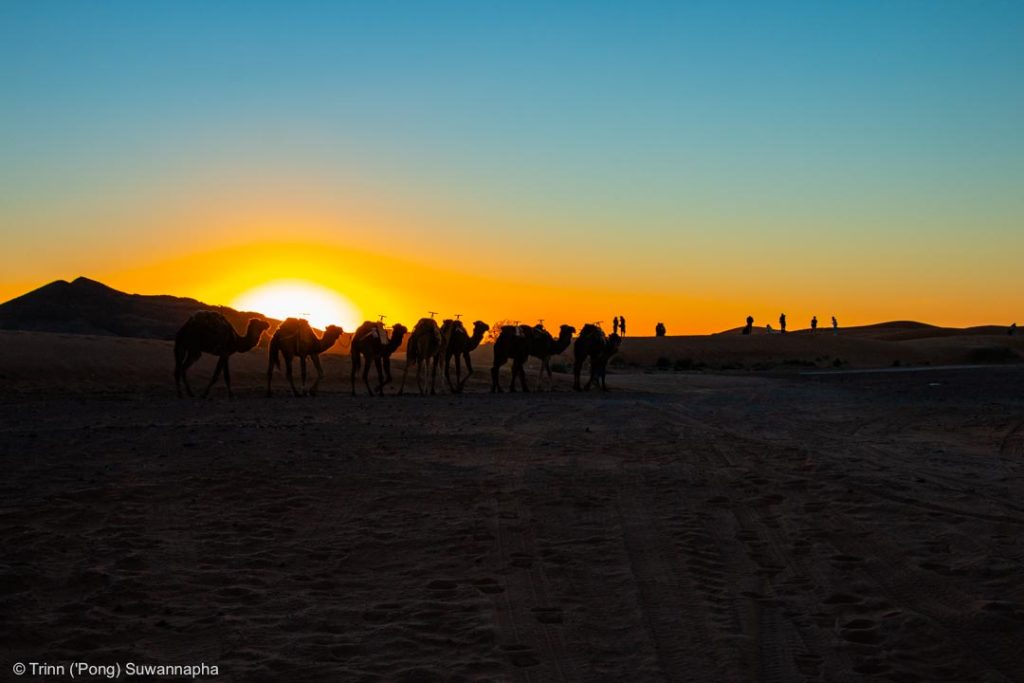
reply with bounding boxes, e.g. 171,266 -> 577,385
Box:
414,318 -> 439,334
188,310 -> 233,333
276,317 -> 311,339
579,323 -> 607,343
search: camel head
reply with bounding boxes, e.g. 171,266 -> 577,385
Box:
559,324 -> 576,338
471,321 -> 489,337
390,323 -> 408,341
247,318 -> 271,338
238,318 -> 271,352
320,324 -> 344,349
606,332 -> 623,355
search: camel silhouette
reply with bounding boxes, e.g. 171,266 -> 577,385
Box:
174,311 -> 270,398
399,318 -> 443,395
527,323 -> 575,391
265,318 -> 343,397
491,324 -> 535,392
350,320 -> 408,396
573,324 -> 622,391
441,319 -> 489,393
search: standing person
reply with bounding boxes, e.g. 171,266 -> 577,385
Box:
612,316 -> 619,335
743,315 -> 754,335
1009,322 -> 1017,336
779,313 -> 787,334
811,315 -> 818,331
832,316 -> 838,335
620,316 -> 627,337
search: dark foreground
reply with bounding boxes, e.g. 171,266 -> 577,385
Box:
2,365 -> 1024,682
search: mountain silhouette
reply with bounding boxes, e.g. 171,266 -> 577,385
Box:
0,277 -> 272,340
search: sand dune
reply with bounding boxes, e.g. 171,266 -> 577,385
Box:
3,331 -> 1024,681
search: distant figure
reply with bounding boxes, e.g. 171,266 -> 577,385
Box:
743,315 -> 754,335
612,316 -> 620,335
655,322 -> 666,337
779,313 -> 787,334
1010,322 -> 1017,336
620,316 -> 627,337
832,316 -> 838,335
766,324 -> 775,334
811,315 -> 818,331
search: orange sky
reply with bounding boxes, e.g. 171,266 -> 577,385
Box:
3,5 -> 1022,332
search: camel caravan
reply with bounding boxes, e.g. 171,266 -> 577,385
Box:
173,311 -> 622,398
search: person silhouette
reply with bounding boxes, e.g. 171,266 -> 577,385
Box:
655,322 -> 666,337
779,313 -> 787,334
620,316 -> 626,336
743,315 -> 754,335
832,316 -> 838,335
811,315 -> 818,331
613,316 -> 619,335
1010,322 -> 1017,336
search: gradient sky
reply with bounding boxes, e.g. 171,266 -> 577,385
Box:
2,1 -> 1022,333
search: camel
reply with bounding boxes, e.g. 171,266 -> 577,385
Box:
350,321 -> 408,396
573,324 -> 622,391
527,323 -> 575,391
174,311 -> 270,398
441,319 -> 489,393
266,318 -> 343,397
399,317 -> 443,395
491,324 -> 536,392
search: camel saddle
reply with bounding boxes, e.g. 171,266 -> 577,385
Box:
357,323 -> 389,345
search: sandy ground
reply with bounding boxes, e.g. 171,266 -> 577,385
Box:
2,331 -> 1024,681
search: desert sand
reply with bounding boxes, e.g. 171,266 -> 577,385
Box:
2,330 -> 1024,681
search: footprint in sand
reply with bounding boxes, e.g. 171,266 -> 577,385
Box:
531,606 -> 564,624
471,578 -> 505,594
501,644 -> 539,668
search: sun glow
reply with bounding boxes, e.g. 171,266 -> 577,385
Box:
231,279 -> 362,331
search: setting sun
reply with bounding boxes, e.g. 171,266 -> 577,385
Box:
231,279 -> 362,330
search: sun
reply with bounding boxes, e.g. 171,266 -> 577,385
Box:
231,279 -> 362,331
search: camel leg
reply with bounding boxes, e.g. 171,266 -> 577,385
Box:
309,354 -> 324,396
363,355 -> 376,395
178,350 -> 200,398
429,357 -> 438,395
584,358 -> 597,391
416,360 -> 425,395
174,346 -> 187,398
459,353 -> 473,392
573,358 -> 585,391
491,363 -> 502,393
518,360 -> 530,393
223,358 -> 234,398
382,357 -> 393,387
350,352 -> 359,396
284,357 -> 300,397
536,360 -> 545,392
203,356 -> 226,398
373,356 -> 385,394
453,354 -> 463,393
398,357 -> 411,396
509,359 -> 519,392
300,356 -> 308,395
444,354 -> 456,393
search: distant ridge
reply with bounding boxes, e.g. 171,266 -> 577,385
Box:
0,277 -> 272,340
715,320 -> 1008,341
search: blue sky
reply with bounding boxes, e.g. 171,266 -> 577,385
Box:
1,1 -> 1022,327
